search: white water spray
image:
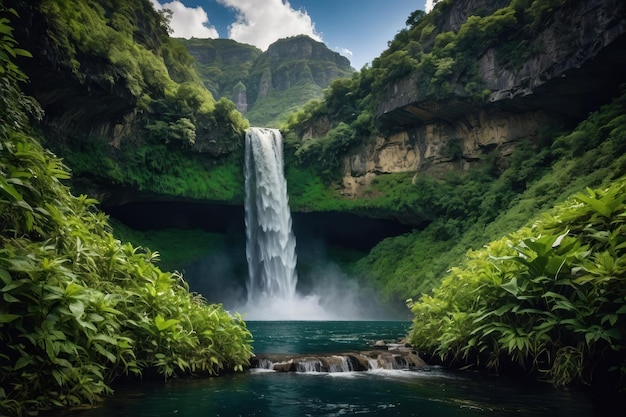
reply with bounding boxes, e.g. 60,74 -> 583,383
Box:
239,128 -> 398,320
242,127 -> 333,320
244,127 -> 298,301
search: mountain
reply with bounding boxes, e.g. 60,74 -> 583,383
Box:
280,0 -> 626,297
178,38 -> 262,112
180,35 -> 355,127
9,0 -> 625,296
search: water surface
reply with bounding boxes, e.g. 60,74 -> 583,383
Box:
67,321 -> 611,417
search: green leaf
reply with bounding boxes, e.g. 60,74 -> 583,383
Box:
155,314 -> 179,331
69,301 -> 85,319
94,343 -> 117,363
493,303 -> 517,316
3,293 -> 20,303
601,314 -> 618,326
0,313 -> 20,323
576,191 -> 612,218
13,356 -> 31,371
93,334 -> 118,345
500,276 -> 519,296
0,179 -> 23,201
0,268 -> 11,285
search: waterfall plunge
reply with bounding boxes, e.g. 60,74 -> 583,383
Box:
242,127 -> 332,320
244,127 -> 297,301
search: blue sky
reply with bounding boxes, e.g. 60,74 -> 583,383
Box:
149,0 -> 427,70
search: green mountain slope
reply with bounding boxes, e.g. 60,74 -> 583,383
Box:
182,35 -> 355,127
178,38 -> 262,106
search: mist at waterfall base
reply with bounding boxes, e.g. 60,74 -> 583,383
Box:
235,127 -> 390,321
182,235 -> 399,321
238,249 -> 395,321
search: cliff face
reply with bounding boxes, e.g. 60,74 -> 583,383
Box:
11,1 -> 140,146
340,0 -> 626,197
184,35 -> 355,126
178,38 -> 262,111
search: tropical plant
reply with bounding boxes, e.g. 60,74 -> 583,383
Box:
408,178 -> 626,389
0,9 -> 253,416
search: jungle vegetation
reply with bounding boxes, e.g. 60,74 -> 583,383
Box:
276,0 -> 626,389
0,5 -> 252,416
12,0 -> 249,202
0,0 -> 624,406
408,177 -> 626,389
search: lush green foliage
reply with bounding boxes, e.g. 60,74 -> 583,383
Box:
281,86 -> 626,304
282,73 -> 378,185
0,8 -> 41,138
61,137 -> 245,202
408,178 -> 626,389
246,82 -> 324,128
25,0 -> 249,201
0,11 -> 252,416
281,0 -> 573,188
376,0 -> 565,96
40,0 -> 201,108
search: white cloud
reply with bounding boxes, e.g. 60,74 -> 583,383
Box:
150,0 -> 219,39
334,47 -> 353,58
217,0 -> 322,50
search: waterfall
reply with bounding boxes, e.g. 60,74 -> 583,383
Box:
244,127 -> 298,303
241,127 -> 358,320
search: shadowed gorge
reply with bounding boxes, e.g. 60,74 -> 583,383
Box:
102,201 -> 413,252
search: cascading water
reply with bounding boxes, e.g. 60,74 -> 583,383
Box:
242,127 -> 333,320
244,127 -> 298,302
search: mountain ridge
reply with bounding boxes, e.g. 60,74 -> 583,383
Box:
179,34 -> 355,127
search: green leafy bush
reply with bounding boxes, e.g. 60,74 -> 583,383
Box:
408,179 -> 626,389
0,13 -> 252,415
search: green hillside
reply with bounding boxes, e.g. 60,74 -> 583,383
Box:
178,38 -> 262,102
181,35 -> 355,127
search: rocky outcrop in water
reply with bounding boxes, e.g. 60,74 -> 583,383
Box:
251,350 -> 426,373
250,338 -> 426,373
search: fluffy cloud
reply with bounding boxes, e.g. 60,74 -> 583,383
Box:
334,47 -> 353,58
218,0 -> 322,50
150,0 -> 219,39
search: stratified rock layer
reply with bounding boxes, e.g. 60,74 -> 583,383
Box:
340,0 -> 626,197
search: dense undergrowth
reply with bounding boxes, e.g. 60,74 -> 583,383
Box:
408,177 -> 626,389
353,88 -> 626,301
0,8 -> 252,416
55,131 -> 246,202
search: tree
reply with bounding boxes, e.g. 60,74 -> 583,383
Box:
406,9 -> 426,28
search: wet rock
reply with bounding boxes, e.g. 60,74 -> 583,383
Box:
250,350 -> 427,373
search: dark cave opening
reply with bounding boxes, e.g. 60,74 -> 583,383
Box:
102,200 -> 414,252
101,200 -> 414,317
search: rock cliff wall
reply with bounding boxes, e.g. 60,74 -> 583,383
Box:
341,0 -> 626,197
182,35 -> 354,125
